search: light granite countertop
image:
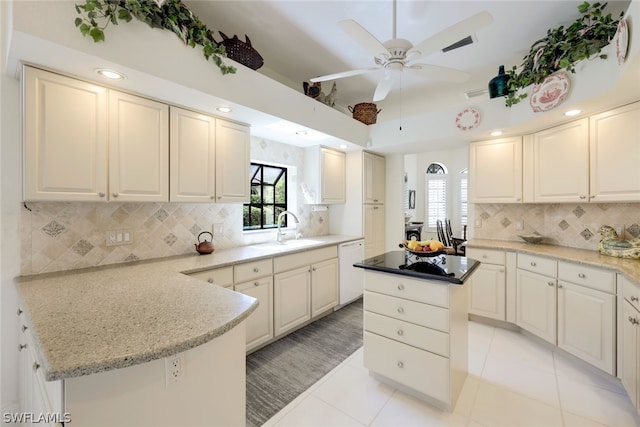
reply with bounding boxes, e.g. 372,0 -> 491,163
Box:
16,234 -> 362,381
466,239 -> 640,285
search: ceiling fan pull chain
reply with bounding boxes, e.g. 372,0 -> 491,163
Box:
399,71 -> 403,131
392,0 -> 397,40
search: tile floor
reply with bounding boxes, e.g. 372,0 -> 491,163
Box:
262,321 -> 640,426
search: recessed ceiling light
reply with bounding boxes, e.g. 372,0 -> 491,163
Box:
490,131 -> 503,137
216,106 -> 232,113
339,144 -> 348,149
564,109 -> 582,116
95,69 -> 124,80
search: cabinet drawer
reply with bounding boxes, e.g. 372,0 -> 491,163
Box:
364,270 -> 449,308
364,311 -> 449,357
517,253 -> 557,277
466,248 -> 505,265
558,261 -> 615,294
622,275 -> 640,311
273,246 -> 337,273
188,266 -> 234,287
364,291 -> 449,332
364,331 -> 450,404
234,259 -> 273,283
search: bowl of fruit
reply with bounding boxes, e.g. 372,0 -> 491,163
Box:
400,240 -> 450,257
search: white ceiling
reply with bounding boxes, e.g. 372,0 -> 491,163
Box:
185,0 -> 631,120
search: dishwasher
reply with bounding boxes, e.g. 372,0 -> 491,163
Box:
337,239 -> 365,308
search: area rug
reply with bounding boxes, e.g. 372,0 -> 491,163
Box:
246,298 -> 363,426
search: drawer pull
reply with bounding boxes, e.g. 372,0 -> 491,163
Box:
98,192 -> 105,198
19,344 -> 27,351
397,284 -> 405,291
558,283 -> 563,288
530,261 -> 537,267
207,278 -> 214,283
397,307 -> 405,314
397,361 -> 404,368
397,329 -> 404,336
21,325 -> 28,332
482,255 -> 487,259
112,192 -> 119,198
547,281 -> 554,287
33,362 -> 40,372
631,296 -> 639,302
578,273 -> 586,279
17,308 -> 23,316
254,282 -> 259,287
253,268 -> 259,273
312,267 -> 316,272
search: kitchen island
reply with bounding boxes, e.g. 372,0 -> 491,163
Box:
354,251 -> 480,411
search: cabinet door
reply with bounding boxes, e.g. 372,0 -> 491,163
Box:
311,258 -> 339,317
468,263 -> 506,321
469,137 -> 522,203
532,119 -> 589,202
363,204 -> 385,259
215,120 -> 250,203
590,102 -> 640,202
235,277 -> 274,351
169,107 -> 216,202
23,66 -> 108,201
363,152 -> 385,204
274,266 -> 311,336
109,91 -> 169,202
622,300 -> 639,408
320,148 -> 346,203
557,281 -> 615,374
516,269 -> 556,344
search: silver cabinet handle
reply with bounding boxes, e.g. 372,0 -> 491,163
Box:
397,307 -> 404,314
253,268 -> 259,273
17,308 -> 22,316
397,361 -> 404,368
373,199 -> 379,202
254,282 -> 259,287
558,283 -> 563,288
207,278 -> 214,283
397,284 -> 405,291
210,195 -> 215,200
578,273 -> 586,279
629,316 -> 639,325
312,267 -> 316,272
482,255 -> 488,259
631,296 -> 639,302
98,192 -> 105,198
112,192 -> 119,198
397,329 -> 404,336
530,261 -> 537,267
19,344 -> 27,351
579,195 -> 586,199
21,325 -> 28,332
548,281 -> 555,287
33,362 -> 40,372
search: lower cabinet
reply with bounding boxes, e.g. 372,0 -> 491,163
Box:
311,258 -> 339,317
621,274 -> 640,413
516,268 -> 557,344
235,277 -> 274,352
363,204 -> 385,259
466,248 -> 506,321
274,266 -> 312,336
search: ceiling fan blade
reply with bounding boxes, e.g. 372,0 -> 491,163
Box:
338,19 -> 388,57
373,71 -> 395,102
406,11 -> 493,61
310,68 -> 380,83
407,64 -> 470,82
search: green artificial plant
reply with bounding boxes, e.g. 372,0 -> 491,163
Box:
74,0 -> 236,75
504,1 -> 622,107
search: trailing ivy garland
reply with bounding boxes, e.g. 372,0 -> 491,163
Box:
504,1 -> 622,107
74,0 -> 236,75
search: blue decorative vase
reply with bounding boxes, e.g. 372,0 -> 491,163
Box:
488,65 -> 510,98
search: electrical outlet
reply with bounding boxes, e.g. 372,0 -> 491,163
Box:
106,230 -> 133,247
165,354 -> 182,386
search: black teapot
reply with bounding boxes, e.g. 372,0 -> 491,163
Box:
195,231 -> 214,255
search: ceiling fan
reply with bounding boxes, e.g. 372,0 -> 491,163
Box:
309,1 -> 493,102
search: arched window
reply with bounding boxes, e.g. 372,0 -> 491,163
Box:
460,168 -> 468,227
425,163 -> 448,228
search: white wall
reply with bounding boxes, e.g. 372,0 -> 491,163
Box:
384,154 -> 405,252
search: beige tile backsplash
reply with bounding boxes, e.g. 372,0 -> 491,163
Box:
20,137 -> 329,275
473,203 -> 640,250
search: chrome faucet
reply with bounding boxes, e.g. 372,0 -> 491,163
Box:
276,210 -> 300,243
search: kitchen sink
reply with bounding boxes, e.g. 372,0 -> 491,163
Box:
251,239 -> 324,251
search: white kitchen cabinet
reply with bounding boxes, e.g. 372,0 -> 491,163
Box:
363,151 -> 385,204
620,274 -> 640,413
466,248 -> 506,321
169,107 -> 216,202
23,66 -> 108,202
187,266 -> 234,288
274,265 -> 311,336
215,119 -> 251,203
311,258 -> 339,317
235,277 -> 274,352
516,267 -> 557,345
530,119 -> 589,203
108,90 -> 169,202
469,137 -> 522,203
363,204 -> 385,259
303,146 -> 346,204
589,102 -> 640,202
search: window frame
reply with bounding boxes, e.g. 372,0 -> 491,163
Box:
243,162 -> 288,231
425,163 -> 448,230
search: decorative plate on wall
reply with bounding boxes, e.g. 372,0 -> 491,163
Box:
530,72 -> 570,113
455,107 -> 480,131
616,18 -> 629,65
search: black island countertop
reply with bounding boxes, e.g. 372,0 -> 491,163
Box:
354,251 -> 480,284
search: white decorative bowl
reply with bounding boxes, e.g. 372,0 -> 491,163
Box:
519,233 -> 545,244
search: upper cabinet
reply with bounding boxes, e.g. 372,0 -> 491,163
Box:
214,119 -> 251,203
469,137 -> 522,203
108,90 -> 169,202
363,152 -> 385,204
24,66 -> 108,201
303,146 -> 346,204
589,102 -> 640,202
528,119 -> 589,203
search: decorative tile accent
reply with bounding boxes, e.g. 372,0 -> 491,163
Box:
124,253 -> 140,262
580,228 -> 594,240
572,206 -> 586,218
500,218 -> 511,227
110,207 -> 130,223
42,220 -> 66,238
480,212 -> 490,220
189,223 -> 201,236
558,220 -> 570,230
628,223 -> 640,238
72,239 -> 94,256
154,208 -> 169,222
164,233 -> 177,246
